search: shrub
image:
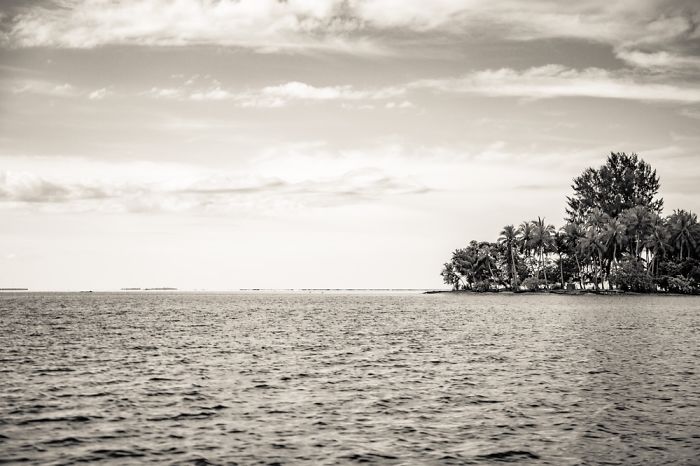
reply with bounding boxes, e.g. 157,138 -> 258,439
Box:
474,280 -> 492,292
665,275 -> 695,294
521,277 -> 545,291
609,259 -> 655,292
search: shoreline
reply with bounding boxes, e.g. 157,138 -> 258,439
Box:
423,289 -> 695,296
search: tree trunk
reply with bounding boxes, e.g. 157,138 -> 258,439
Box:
511,246 -> 517,289
541,249 -> 548,287
559,253 -> 564,288
575,254 -> 583,289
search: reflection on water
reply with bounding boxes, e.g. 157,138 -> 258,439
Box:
1,292 -> 698,465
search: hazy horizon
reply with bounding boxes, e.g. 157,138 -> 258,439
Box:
1,0 -> 699,290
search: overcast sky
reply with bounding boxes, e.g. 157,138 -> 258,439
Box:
1,0 -> 699,290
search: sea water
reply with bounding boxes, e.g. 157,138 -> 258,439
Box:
1,292 -> 698,465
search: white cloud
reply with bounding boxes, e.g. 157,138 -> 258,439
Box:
410,65 -> 700,103
2,0 -> 363,53
385,100 -> 414,109
146,66 -> 700,105
189,87 -> 234,101
615,49 -> 700,71
9,65 -> 700,107
88,87 -> 111,100
143,80 -> 404,107
8,80 -> 77,97
254,81 -> 403,103
0,170 -> 108,203
4,0 -> 698,71
0,153 -> 433,214
143,87 -> 183,99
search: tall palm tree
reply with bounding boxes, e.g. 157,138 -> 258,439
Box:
644,215 -> 669,276
585,209 -> 611,289
517,221 -> 533,257
553,231 -> 567,288
498,225 -> 519,289
669,210 -> 699,260
620,205 -> 652,259
602,217 -> 627,266
531,217 -> 555,286
562,222 -> 585,289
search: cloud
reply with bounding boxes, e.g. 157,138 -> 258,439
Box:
189,87 -> 234,101
3,0 -> 698,71
3,79 -> 115,100
143,65 -> 700,107
0,171 -> 109,203
144,80 -> 405,107
385,100 -> 414,109
1,0 -> 366,53
616,48 -> 700,71
8,65 -> 700,107
143,87 -> 183,99
0,161 -> 432,213
410,65 -> 700,103
7,79 -> 77,97
679,107 -> 700,119
88,87 -> 111,100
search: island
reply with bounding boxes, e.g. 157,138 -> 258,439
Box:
439,152 -> 700,294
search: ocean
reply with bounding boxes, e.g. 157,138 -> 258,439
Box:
1,292 -> 698,465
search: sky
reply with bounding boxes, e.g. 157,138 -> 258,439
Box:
1,0 -> 699,291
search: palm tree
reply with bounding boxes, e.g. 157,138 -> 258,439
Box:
553,231 -> 567,288
644,215 -> 669,276
517,221 -> 533,257
452,246 -> 478,290
585,209 -> 611,289
602,217 -> 627,266
669,210 -> 699,260
498,225 -> 519,289
620,205 -> 652,259
562,222 -> 585,289
531,217 -> 555,287
476,242 -> 503,289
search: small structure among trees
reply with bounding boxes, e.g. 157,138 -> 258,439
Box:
441,152 -> 700,293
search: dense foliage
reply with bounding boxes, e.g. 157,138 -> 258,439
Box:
441,152 -> 700,293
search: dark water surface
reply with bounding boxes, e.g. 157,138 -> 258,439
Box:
1,292 -> 699,465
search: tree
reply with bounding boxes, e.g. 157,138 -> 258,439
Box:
566,152 -> 662,223
440,262 -> 461,290
531,217 -> 555,286
553,231 -> 567,287
668,210 -> 699,260
620,205 -> 653,259
517,221 -> 533,257
438,153 -> 700,294
644,215 -> 669,276
498,225 -> 519,289
583,209 -> 611,289
451,245 -> 478,289
562,222 -> 586,288
602,217 -> 627,265
609,256 -> 655,292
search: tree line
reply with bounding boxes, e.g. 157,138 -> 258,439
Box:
441,152 -> 700,293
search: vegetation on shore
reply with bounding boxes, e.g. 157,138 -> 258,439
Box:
440,153 -> 700,294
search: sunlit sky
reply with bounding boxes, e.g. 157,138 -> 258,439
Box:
1,0 -> 699,290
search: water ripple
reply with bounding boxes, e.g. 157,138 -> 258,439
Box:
1,292 -> 699,465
